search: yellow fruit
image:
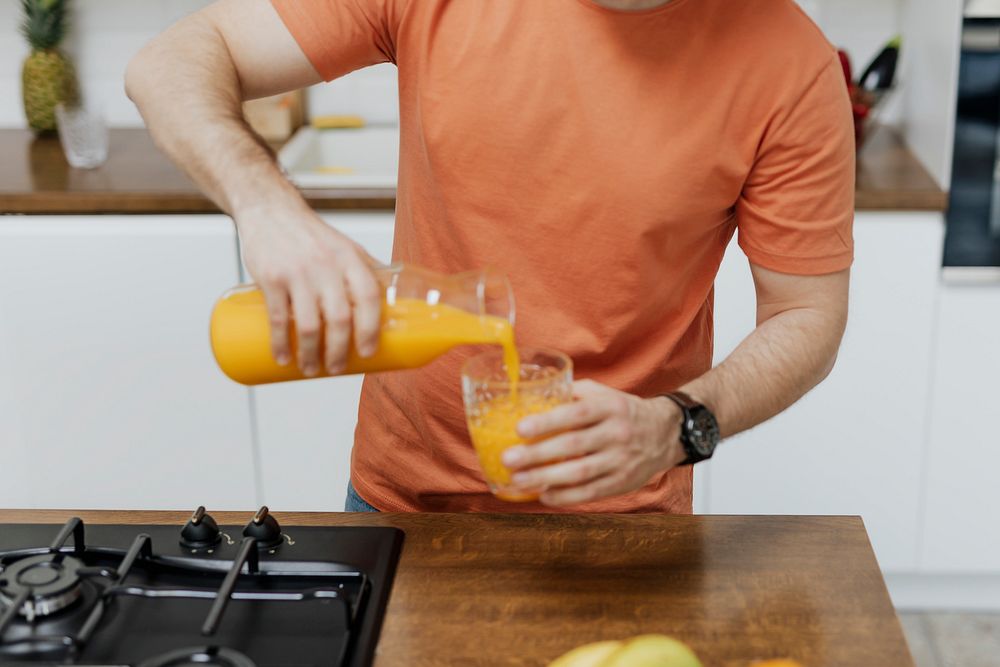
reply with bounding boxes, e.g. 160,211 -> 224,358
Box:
601,635 -> 703,667
20,0 -> 79,132
751,661 -> 804,667
548,641 -> 623,667
22,49 -> 79,132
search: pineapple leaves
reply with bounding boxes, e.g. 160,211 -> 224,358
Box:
20,0 -> 70,51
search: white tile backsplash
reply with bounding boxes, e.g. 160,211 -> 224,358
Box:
805,0 -> 902,73
84,77 -> 143,127
0,77 -> 24,128
0,0 -> 398,128
798,0 -> 905,128
71,0 -> 173,33
73,31 -> 159,80
307,63 -> 399,126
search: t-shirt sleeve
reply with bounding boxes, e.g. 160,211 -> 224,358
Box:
736,55 -> 856,275
270,0 -> 406,81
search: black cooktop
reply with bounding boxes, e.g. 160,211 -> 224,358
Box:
0,509 -> 403,666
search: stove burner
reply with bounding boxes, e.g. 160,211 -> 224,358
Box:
138,646 -> 257,667
0,515 -> 402,667
0,554 -> 83,621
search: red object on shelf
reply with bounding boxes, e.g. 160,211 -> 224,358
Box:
838,48 -> 878,146
837,49 -> 853,87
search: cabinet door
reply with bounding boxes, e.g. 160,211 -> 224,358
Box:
921,281 -> 1000,572
0,216 -> 255,510
249,212 -> 395,511
704,212 -> 944,571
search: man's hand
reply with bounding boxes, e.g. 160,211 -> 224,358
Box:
501,380 -> 686,507
237,200 -> 382,376
125,0 -> 384,376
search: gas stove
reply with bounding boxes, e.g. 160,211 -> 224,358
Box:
0,508 -> 403,666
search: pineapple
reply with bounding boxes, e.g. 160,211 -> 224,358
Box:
20,0 -> 80,133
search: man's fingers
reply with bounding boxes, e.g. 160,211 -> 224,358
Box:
517,390 -> 614,439
571,378 -> 607,399
289,286 -> 322,376
539,473 -> 625,508
261,285 -> 292,366
344,260 -> 382,358
511,449 -> 618,492
319,279 -> 353,375
503,422 -> 607,470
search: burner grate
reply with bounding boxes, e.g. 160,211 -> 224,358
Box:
0,518 -> 153,657
0,516 -> 390,666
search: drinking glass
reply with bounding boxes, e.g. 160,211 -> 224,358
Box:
55,103 -> 109,169
462,347 -> 573,502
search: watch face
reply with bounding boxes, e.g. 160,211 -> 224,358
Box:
689,407 -> 720,455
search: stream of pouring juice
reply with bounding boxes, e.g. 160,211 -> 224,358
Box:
211,288 -> 520,386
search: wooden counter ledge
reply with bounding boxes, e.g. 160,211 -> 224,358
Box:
855,127 -> 948,211
0,509 -> 916,667
0,126 -> 945,215
0,129 -> 395,214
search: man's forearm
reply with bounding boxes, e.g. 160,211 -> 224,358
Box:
680,303 -> 846,439
127,1 -> 384,375
125,11 -> 303,218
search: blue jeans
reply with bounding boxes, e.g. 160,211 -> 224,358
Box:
345,481 -> 380,512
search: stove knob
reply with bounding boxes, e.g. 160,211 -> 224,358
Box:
180,506 -> 222,549
243,506 -> 283,550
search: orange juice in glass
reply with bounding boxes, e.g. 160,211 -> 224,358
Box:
462,348 -> 572,502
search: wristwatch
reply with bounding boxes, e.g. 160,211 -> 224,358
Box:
660,391 -> 720,465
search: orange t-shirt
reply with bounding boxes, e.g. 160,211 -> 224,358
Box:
271,0 -> 855,512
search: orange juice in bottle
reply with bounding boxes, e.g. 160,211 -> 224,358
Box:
210,264 -> 516,385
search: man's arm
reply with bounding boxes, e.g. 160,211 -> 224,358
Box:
681,264 -> 849,436
503,265 -> 849,507
125,0 -> 382,376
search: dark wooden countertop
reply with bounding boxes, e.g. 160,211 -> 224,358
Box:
0,128 -> 395,214
855,126 -> 948,211
0,509 -> 914,667
0,126 -> 945,215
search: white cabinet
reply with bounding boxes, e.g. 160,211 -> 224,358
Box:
0,215 -> 256,510
703,212 -> 945,571
920,281 -> 1000,572
248,212 -> 395,511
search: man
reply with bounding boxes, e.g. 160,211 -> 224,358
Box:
126,0 -> 853,513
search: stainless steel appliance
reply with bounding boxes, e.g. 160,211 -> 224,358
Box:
946,1 -> 1000,269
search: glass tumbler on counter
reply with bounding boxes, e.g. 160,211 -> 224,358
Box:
55,103 -> 109,169
462,348 -> 573,502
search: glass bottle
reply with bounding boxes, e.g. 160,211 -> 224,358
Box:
210,264 -> 514,385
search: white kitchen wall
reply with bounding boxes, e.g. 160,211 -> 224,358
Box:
799,0 -> 902,72
0,0 -> 399,128
798,0 -> 907,128
0,0 -> 31,126
900,0 -> 964,187
0,0 -> 209,126
802,0 -> 964,188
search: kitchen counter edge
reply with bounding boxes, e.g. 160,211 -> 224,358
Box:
0,127 -> 946,215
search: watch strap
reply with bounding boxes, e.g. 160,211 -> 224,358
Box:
661,390 -> 699,411
660,391 -> 716,466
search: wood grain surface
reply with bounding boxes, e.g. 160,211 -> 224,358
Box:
0,126 -> 943,215
855,127 -> 949,212
0,510 -> 915,667
0,129 -> 395,214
